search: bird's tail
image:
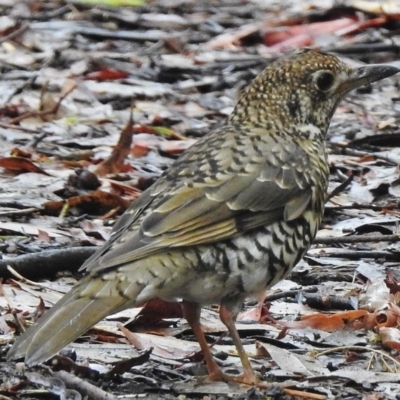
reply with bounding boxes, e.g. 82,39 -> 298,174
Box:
7,274 -> 135,366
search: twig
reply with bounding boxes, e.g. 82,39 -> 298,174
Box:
325,204 -> 389,211
0,23 -> 30,45
380,353 -> 395,373
330,143 -> 400,165
28,131 -> 48,149
8,83 -> 77,125
314,234 -> 400,245
367,352 -> 375,371
283,388 -> 326,400
0,247 -> 96,279
301,293 -> 356,311
54,370 -> 118,400
39,80 -> 49,113
264,287 -> 354,310
0,121 -> 39,133
0,207 -> 37,217
7,265 -> 56,289
0,394 -> 14,400
265,286 -> 318,302
307,249 -> 400,260
315,345 -> 400,372
5,74 -> 38,103
327,173 -> 353,201
20,5 -> 71,21
323,43 -> 400,55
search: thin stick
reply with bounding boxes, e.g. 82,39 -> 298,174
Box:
8,83 -> 77,125
314,234 -> 400,245
316,345 -> 400,370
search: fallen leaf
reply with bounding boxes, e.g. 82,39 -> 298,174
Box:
130,298 -> 182,329
258,342 -> 329,376
119,326 -> 197,360
280,310 -> 369,331
44,191 -> 132,216
95,110 -> 134,176
84,69 -> 130,81
263,18 -> 356,47
379,327 -> 400,352
0,157 -> 50,175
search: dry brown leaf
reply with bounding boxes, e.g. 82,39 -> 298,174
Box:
119,325 -> 197,360
0,157 -> 50,175
264,18 -> 355,46
130,298 -> 182,329
281,307 -> 400,332
379,327 -> 400,352
131,143 -> 151,157
95,111 -> 134,176
204,22 -> 262,50
44,191 -> 131,215
280,310 -> 369,331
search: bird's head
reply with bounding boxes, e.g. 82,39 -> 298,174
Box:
229,49 -> 399,134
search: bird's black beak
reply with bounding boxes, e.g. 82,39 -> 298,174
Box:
339,64 -> 399,94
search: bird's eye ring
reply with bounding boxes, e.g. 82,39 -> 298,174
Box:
316,72 -> 335,91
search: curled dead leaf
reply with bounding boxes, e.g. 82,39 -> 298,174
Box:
44,190 -> 131,216
95,112 -> 134,176
0,157 -> 50,176
379,327 -> 400,352
280,310 -> 369,331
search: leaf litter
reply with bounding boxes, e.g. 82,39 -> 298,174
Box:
0,0 -> 400,399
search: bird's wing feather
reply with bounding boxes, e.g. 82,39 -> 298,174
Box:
84,126 -> 313,272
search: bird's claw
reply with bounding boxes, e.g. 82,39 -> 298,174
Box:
227,371 -> 270,388
199,370 -> 269,388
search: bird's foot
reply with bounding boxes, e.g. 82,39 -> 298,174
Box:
227,371 -> 269,388
201,369 -> 269,388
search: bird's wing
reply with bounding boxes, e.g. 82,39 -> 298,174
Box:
84,125 -> 314,273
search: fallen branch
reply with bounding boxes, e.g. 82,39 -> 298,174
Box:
8,83 -> 77,125
265,286 -> 318,302
0,23 -> 29,44
54,370 -> 118,400
1,234 -> 398,281
323,43 -> 400,55
307,249 -> 400,261
0,247 -> 96,279
316,345 -> 400,372
314,234 -> 400,245
330,143 -> 400,165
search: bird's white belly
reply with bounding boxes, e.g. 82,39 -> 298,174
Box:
177,259 -> 269,305
170,222 -> 309,305
133,217 -> 318,306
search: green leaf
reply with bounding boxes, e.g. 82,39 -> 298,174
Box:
152,126 -> 175,137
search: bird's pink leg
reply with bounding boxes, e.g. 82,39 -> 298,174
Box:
181,301 -> 224,381
182,300 -> 269,387
219,303 -> 263,386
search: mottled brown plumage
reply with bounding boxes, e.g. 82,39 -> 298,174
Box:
7,50 -> 399,386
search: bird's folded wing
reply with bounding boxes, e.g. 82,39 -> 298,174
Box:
84,128 -> 313,273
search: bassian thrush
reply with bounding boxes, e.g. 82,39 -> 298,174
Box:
7,50 -> 399,386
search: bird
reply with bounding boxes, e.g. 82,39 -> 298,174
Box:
7,49 -> 399,386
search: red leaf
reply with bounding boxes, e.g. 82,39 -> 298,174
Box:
0,157 -> 50,175
84,69 -> 129,81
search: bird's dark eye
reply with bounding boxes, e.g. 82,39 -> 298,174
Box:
316,72 -> 335,91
